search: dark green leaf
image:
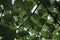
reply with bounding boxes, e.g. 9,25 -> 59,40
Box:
0,24 -> 16,40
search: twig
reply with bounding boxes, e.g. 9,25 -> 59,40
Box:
16,0 -> 41,30
40,1 -> 60,26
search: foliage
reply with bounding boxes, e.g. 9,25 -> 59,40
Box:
0,0 -> 60,40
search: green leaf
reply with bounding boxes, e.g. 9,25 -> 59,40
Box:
19,10 -> 27,18
24,1 -> 34,10
34,25 -> 42,32
31,16 -> 39,25
41,24 -> 49,38
15,0 -> 34,10
47,15 -> 54,24
11,9 -> 19,16
52,27 -> 60,40
3,14 -> 15,24
14,0 -> 24,9
17,31 -> 29,38
46,23 -> 55,32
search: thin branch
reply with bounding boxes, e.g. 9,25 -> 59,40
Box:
40,1 -> 60,26
16,0 -> 41,30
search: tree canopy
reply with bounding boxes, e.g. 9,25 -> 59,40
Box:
0,0 -> 60,40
